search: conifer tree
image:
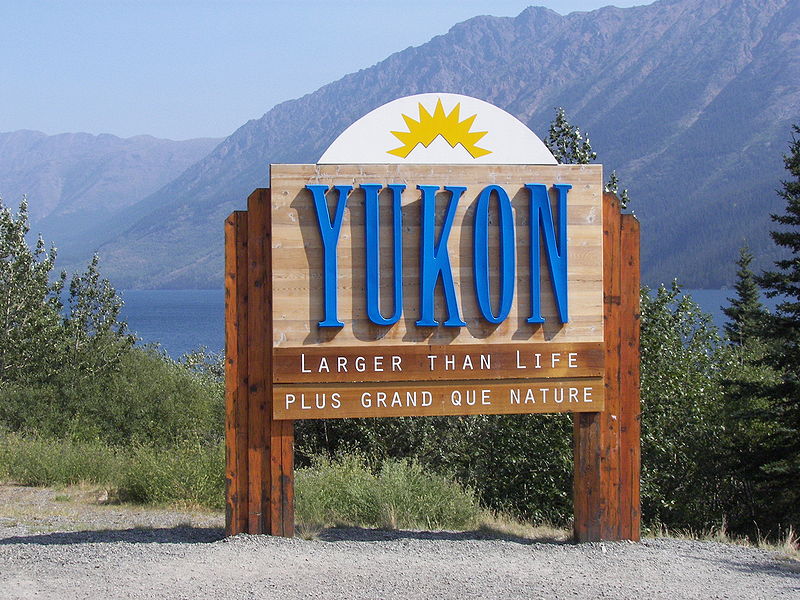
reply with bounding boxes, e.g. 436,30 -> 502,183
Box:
545,108 -> 630,209
604,170 -> 631,210
544,107 -> 596,165
722,244 -> 767,345
753,124 -> 800,529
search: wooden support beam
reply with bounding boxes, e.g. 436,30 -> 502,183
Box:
573,192 -> 640,542
619,213 -> 641,540
225,211 -> 249,536
235,188 -> 295,537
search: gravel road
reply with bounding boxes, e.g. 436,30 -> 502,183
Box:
1,485 -> 798,599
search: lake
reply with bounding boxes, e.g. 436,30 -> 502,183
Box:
118,289 -> 224,359
118,288 -> 775,358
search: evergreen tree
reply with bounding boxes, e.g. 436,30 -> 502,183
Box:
545,108 -> 630,209
544,107 -> 596,165
753,124 -> 800,529
722,244 -> 767,345
604,170 -> 631,210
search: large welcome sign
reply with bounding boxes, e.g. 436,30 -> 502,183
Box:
225,94 -> 640,542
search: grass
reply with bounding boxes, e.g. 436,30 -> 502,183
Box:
0,435 -> 486,534
0,433 -> 224,509
3,433 -> 795,555
648,522 -> 800,562
0,434 -> 123,487
117,443 -> 225,509
295,454 -> 481,534
476,512 -> 571,542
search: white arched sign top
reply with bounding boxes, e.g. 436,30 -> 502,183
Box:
318,93 -> 557,165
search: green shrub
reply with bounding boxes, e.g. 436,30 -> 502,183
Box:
295,454 -> 480,530
0,346 -> 224,447
0,433 -> 122,486
296,414 -> 573,525
117,441 -> 225,509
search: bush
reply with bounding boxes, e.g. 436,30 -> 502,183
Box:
117,442 -> 225,509
295,454 -> 480,530
296,413 -> 573,525
0,346 -> 224,447
0,433 -> 122,486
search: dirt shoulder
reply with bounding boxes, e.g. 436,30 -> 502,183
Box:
1,484 -> 798,600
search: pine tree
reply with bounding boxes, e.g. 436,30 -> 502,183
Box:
753,124 -> 800,529
544,107 -> 596,165
604,170 -> 631,210
545,108 -> 630,209
722,244 -> 767,345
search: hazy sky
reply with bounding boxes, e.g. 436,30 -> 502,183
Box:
3,1 -> 653,140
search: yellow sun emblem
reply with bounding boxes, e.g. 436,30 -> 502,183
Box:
388,98 -> 491,159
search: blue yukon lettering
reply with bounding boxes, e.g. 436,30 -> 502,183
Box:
306,182 -> 571,329
473,185 -> 515,323
527,183 -> 571,323
362,183 -> 405,326
307,184 -> 352,327
416,185 -> 467,327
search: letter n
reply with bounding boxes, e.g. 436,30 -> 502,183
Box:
527,183 -> 570,323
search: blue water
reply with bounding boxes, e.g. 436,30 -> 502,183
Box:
116,288 -> 780,358
118,289 -> 224,358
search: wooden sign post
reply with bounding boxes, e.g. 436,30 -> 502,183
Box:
224,94 -> 640,541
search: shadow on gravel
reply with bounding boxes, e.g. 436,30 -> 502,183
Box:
714,555 -> 800,580
316,527 -> 568,545
0,526 -> 224,546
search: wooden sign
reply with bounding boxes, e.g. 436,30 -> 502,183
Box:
224,93 -> 640,543
270,163 -> 605,419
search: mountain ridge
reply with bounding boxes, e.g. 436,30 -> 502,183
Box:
0,129 -> 221,268
12,0 -> 800,288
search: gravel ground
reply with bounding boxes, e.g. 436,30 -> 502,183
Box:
1,485 -> 798,599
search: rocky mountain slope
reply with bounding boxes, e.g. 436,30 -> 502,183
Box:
0,130 -> 219,268
16,0 -> 800,288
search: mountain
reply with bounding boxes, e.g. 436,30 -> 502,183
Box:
0,130 -> 220,267
44,0 -> 800,288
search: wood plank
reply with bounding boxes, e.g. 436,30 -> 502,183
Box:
247,189 -> 270,534
274,377 -> 604,419
601,191 -> 622,540
270,419 -> 294,536
224,211 -> 248,536
573,411 -> 602,542
270,164 -> 605,348
273,342 -> 604,383
619,213 -> 641,541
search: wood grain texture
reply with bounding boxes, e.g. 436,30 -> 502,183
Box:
270,419 -> 294,536
246,189 -> 271,535
270,164 -> 604,348
600,191 -> 622,540
274,377 -> 604,419
573,410 -> 603,542
573,192 -> 641,542
224,211 -> 249,536
619,213 -> 641,540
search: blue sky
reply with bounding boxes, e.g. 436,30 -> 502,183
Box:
2,1 -> 652,140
